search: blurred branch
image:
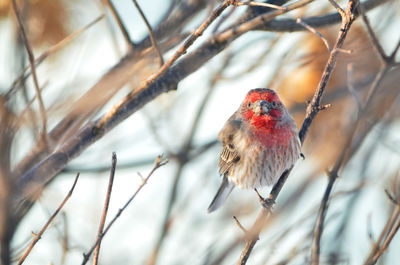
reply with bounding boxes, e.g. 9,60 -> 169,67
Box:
62,139 -> 217,173
81,155 -> 168,265
11,0 -> 48,144
0,99 -> 15,265
6,14 -> 105,100
60,212 -> 69,265
16,173 -> 79,265
346,63 -> 363,113
93,153 -> 117,265
357,2 -> 387,63
363,198 -> 400,265
237,1 -> 359,264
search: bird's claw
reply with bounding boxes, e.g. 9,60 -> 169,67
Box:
254,189 -> 275,210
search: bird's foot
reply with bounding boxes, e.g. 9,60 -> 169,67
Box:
254,188 -> 275,211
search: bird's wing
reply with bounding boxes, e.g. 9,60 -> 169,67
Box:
218,113 -> 242,176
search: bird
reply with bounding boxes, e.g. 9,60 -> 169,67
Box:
208,88 -> 301,212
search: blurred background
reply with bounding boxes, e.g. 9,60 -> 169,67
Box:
1,0 -> 400,264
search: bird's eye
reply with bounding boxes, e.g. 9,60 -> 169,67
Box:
247,102 -> 252,108
271,101 -> 277,108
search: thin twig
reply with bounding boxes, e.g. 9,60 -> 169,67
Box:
233,216 -> 249,235
217,0 -> 316,42
357,3 -> 387,62
237,1 -> 359,264
93,153 -> 117,265
17,173 -> 80,265
81,156 -> 168,265
384,189 -> 399,205
131,0 -> 164,66
362,176 -> 400,265
364,207 -> 400,265
105,0 -> 133,46
328,0 -> 346,17
148,0 -> 231,79
370,215 -> 400,264
389,39 -> 400,61
232,1 -> 286,10
297,18 -> 331,52
11,0 -> 48,144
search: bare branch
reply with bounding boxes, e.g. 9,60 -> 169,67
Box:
370,217 -> 400,264
0,99 -> 15,265
93,153 -> 117,265
81,156 -> 168,265
104,0 -> 133,46
131,0 -> 164,66
357,2 -> 387,62
297,18 -> 331,52
17,173 -> 80,265
363,207 -> 400,265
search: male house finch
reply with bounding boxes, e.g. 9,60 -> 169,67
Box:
208,88 -> 301,212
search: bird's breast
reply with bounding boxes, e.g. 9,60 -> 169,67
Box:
227,125 -> 300,189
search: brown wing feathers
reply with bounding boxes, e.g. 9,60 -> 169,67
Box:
218,145 -> 240,175
218,114 -> 242,176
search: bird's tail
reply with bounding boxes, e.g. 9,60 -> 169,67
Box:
208,177 -> 235,213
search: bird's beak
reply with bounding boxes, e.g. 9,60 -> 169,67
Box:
253,100 -> 270,115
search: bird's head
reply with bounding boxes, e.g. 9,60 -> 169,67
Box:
241,88 -> 284,125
